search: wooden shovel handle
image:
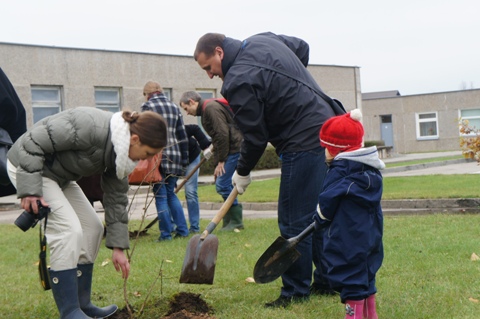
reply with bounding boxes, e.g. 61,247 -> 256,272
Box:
175,157 -> 207,193
201,187 -> 239,239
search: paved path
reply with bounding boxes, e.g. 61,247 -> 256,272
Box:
1,150 -> 478,225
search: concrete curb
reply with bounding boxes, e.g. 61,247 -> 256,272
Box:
382,158 -> 473,174
193,198 -> 480,214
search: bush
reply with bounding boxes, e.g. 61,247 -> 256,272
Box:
364,140 -> 385,147
459,119 -> 480,163
199,145 -> 280,175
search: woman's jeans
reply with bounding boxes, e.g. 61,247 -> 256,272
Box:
184,155 -> 200,233
215,153 -> 239,205
153,173 -> 189,239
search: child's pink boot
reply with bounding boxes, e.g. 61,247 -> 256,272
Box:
344,300 -> 364,319
363,294 -> 378,319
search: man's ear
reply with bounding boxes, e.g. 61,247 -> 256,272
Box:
130,134 -> 140,145
215,46 -> 224,59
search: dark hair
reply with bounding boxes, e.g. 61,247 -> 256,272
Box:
179,91 -> 202,105
122,110 -> 167,149
194,33 -> 226,61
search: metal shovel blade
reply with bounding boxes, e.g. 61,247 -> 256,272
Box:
179,187 -> 238,285
179,233 -> 219,284
253,222 -> 317,284
253,236 -> 301,284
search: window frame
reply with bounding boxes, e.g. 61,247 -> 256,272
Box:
415,111 -> 439,140
31,86 -> 63,124
459,108 -> 480,136
94,87 -> 121,113
162,88 -> 172,100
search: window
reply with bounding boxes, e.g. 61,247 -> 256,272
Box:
31,86 -> 62,123
95,88 -> 121,112
459,109 -> 480,135
163,88 -> 172,100
197,90 -> 215,100
415,112 -> 438,140
196,90 -> 216,136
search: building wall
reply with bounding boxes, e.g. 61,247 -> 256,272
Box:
0,42 -> 360,128
363,89 -> 480,153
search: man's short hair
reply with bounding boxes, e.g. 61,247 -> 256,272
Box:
194,33 -> 226,61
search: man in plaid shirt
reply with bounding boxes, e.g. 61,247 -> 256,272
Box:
141,81 -> 189,241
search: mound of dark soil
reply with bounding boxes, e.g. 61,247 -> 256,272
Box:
110,291 -> 216,319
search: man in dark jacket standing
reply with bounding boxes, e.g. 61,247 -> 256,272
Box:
194,32 -> 340,307
0,67 -> 26,197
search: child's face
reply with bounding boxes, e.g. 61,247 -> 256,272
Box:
325,148 -> 334,164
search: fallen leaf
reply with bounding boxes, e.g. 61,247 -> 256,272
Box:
245,277 -> 255,283
101,258 -> 111,267
164,259 -> 173,263
134,291 -> 142,297
470,253 -> 479,261
469,297 -> 479,303
244,243 -> 252,248
234,228 -> 241,233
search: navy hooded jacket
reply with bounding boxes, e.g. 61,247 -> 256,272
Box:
219,32 -> 337,176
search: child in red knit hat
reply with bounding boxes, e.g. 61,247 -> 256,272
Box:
315,109 -> 385,319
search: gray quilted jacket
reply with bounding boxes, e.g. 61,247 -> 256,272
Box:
7,107 -> 130,250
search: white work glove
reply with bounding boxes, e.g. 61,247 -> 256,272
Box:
203,146 -> 213,160
232,171 -> 252,195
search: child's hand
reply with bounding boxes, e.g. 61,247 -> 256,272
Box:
313,208 -> 331,230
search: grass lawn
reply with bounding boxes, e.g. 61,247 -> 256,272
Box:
176,174 -> 480,203
2,214 -> 480,318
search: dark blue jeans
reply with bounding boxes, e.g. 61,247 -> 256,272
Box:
215,153 -> 239,206
184,155 -> 200,233
153,173 -> 189,239
278,147 -> 328,297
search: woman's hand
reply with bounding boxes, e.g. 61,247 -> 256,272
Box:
112,248 -> 130,279
20,196 -> 49,213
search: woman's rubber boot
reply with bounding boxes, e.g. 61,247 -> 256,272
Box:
77,263 -> 118,318
220,204 -> 244,231
363,294 -> 378,319
344,300 -> 364,319
49,268 -> 92,319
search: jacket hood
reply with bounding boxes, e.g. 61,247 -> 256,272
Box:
335,146 -> 385,170
221,37 -> 243,78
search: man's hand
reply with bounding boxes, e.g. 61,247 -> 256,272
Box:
232,171 -> 252,194
214,162 -> 225,178
112,248 -> 130,279
203,146 -> 213,160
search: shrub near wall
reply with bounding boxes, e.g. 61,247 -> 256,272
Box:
199,145 -> 281,175
199,142 -> 387,175
364,140 -> 385,148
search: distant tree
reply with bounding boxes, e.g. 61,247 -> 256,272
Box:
460,81 -> 476,90
459,119 -> 480,163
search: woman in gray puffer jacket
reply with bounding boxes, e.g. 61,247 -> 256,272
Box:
7,107 -> 167,319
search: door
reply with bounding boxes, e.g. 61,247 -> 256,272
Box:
380,115 -> 394,147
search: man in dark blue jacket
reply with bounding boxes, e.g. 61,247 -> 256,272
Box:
194,32 -> 342,307
0,67 -> 26,196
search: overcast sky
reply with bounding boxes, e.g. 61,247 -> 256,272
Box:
1,0 -> 479,96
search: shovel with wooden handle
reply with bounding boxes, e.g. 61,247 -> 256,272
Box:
253,221 -> 316,284
129,157 -> 207,238
179,187 -> 239,284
